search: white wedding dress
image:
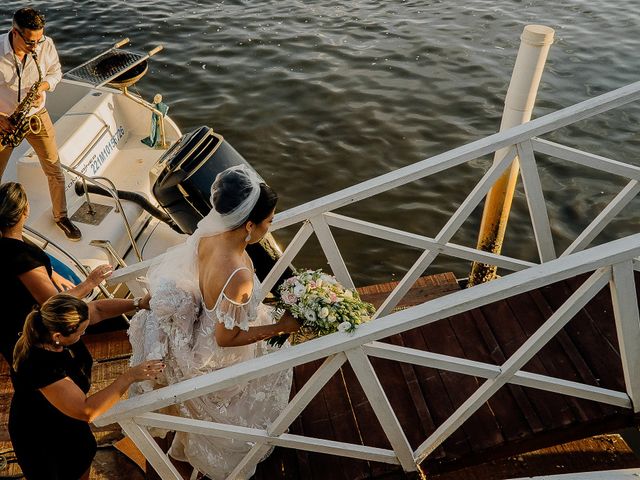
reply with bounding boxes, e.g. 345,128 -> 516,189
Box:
128,267 -> 293,479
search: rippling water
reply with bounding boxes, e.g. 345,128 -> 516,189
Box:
3,1 -> 640,283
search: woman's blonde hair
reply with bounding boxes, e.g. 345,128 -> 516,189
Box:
0,182 -> 28,236
13,294 -> 89,371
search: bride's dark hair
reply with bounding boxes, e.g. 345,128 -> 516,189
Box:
212,169 -> 278,225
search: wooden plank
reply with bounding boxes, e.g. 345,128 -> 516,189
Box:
610,262 -> 640,411
564,274 -> 621,367
359,272 -> 460,310
286,376 -> 313,479
253,446 -> 301,480
526,287 -> 608,423
120,421 -> 182,480
382,334 -> 438,447
293,359 -> 366,480
345,348 -> 415,471
398,317 -> 473,460
471,303 -> 564,430
324,367 -> 376,479
528,288 -> 601,387
539,278 -> 624,393
339,361 -> 394,478
244,355 -> 347,479
97,235 -> 640,427
83,330 -> 132,360
427,434 -> 640,479
0,269 -> 632,477
476,299 -> 567,431
297,362 -> 343,480
449,309 -> 541,440
420,313 -> 505,455
374,250 -> 441,318
505,290 -> 598,423
368,345 -> 430,449
363,272 -> 460,469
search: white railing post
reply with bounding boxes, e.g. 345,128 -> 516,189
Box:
120,420 -> 182,480
345,347 -> 417,471
610,261 -> 640,411
562,180 -> 640,256
260,220 -> 314,298
309,214 -> 355,290
516,140 -> 556,261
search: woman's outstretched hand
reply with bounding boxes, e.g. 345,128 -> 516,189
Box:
127,360 -> 165,383
87,264 -> 113,287
51,271 -> 75,291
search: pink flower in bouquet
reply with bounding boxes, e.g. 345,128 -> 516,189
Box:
281,291 -> 298,305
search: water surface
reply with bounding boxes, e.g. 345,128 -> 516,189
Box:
3,1 -> 640,283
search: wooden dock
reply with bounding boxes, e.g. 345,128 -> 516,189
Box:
0,271 -> 639,478
252,271 -> 640,478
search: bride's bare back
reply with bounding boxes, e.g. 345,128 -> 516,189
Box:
197,234 -> 254,310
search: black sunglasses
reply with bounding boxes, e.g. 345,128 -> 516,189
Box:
15,28 -> 45,47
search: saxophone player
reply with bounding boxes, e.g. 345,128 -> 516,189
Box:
0,7 -> 81,241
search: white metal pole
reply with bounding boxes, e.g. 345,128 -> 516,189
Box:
469,25 -> 555,286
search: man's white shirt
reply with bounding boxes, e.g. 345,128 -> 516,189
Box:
0,32 -> 62,117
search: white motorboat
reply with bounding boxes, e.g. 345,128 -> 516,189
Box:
4,39 -> 275,288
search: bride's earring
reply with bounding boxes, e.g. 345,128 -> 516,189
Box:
245,231 -> 251,242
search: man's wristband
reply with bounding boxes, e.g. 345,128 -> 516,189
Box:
132,297 -> 141,312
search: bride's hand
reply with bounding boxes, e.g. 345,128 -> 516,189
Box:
279,313 -> 301,334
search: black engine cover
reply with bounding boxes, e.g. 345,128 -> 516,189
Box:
152,126 -> 294,293
153,126 -> 251,234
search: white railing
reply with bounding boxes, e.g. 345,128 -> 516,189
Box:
100,79 -> 640,478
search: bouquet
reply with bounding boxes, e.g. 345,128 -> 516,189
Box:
267,269 -> 376,347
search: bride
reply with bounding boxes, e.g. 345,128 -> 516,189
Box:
128,165 -> 300,479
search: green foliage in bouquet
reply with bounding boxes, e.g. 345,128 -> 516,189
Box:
267,269 -> 376,347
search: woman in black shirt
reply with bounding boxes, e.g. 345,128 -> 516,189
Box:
0,182 -> 114,367
11,294 -> 164,480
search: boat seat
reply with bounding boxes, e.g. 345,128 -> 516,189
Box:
54,90 -> 124,174
17,89 -> 122,180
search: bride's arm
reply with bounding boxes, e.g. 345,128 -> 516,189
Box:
87,293 -> 151,325
211,270 -> 299,347
215,313 -> 299,347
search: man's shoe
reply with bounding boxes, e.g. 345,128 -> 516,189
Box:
56,217 -> 82,241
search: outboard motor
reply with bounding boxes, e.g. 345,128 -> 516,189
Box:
151,126 -> 294,292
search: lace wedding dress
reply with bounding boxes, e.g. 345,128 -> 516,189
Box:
128,267 -> 293,479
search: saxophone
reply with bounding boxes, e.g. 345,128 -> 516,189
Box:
0,53 -> 43,152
